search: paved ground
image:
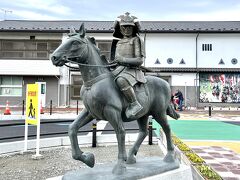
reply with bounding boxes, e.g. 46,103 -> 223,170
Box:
168,120 -> 240,140
169,110 -> 240,153
191,146 -> 240,180
166,110 -> 240,180
0,144 -> 163,180
1,108 -> 240,179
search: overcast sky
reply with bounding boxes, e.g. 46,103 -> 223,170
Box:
1,0 -> 240,21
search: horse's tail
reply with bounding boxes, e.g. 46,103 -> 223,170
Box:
167,104 -> 180,120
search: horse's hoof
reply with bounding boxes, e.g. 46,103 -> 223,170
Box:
112,162 -> 126,175
126,155 -> 136,164
163,151 -> 175,163
82,152 -> 95,168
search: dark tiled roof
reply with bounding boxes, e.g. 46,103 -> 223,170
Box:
1,20 -> 240,33
0,20 -> 113,32
198,68 -> 240,72
150,67 -> 240,72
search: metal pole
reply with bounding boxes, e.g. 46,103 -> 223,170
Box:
92,123 -> 97,147
148,121 -> 153,145
50,100 -> 52,115
184,82 -> 187,107
209,105 -> 212,117
76,100 -> 79,115
22,100 -> 25,115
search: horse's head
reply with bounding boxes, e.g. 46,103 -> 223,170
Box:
51,24 -> 89,67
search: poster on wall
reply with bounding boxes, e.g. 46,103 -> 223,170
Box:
199,73 -> 240,103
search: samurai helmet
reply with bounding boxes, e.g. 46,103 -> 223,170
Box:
118,12 -> 137,26
113,12 -> 141,38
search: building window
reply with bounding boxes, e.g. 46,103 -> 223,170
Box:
0,76 -> 22,96
71,75 -> 83,99
202,44 -> 212,51
49,42 -> 61,53
96,41 -> 111,60
37,42 -> 47,51
0,40 -> 61,59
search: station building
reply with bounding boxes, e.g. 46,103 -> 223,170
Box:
0,20 -> 240,108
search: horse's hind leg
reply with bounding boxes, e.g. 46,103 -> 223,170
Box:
68,108 -> 95,167
153,112 -> 175,162
127,115 -> 148,164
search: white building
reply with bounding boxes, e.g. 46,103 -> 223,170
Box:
0,20 -> 239,108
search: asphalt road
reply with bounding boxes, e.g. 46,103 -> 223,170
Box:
0,119 -> 140,143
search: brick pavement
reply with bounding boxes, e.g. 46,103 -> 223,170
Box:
191,146 -> 240,180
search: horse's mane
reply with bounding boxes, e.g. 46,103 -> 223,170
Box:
86,36 -> 109,65
86,36 -> 100,54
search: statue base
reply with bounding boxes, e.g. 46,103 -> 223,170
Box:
61,157 -> 190,180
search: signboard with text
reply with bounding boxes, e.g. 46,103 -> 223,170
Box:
24,83 -> 42,157
26,84 -> 40,125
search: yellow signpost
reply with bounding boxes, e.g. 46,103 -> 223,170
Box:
24,84 -> 42,158
26,84 -> 39,125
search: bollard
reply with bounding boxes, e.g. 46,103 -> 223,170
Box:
76,100 -> 79,115
92,123 -> 97,147
50,100 -> 53,115
148,120 -> 153,145
209,104 -> 211,117
22,100 -> 25,115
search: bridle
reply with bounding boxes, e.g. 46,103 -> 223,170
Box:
61,36 -> 118,69
64,58 -> 118,70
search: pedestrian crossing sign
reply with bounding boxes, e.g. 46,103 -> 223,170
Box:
26,84 -> 40,125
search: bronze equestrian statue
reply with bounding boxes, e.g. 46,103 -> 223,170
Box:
112,12 -> 146,119
51,13 -> 180,175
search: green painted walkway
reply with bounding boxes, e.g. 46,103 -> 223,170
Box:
152,120 -> 240,141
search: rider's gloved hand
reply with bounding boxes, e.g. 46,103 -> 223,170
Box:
114,55 -> 126,65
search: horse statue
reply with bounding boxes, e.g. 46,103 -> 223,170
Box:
51,24 -> 180,175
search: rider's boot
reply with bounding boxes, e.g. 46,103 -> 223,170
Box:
122,87 -> 143,118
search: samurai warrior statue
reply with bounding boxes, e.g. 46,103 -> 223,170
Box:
112,12 -> 146,119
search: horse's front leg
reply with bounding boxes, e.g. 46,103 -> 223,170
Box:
68,108 -> 95,167
127,115 -> 148,164
104,106 -> 127,175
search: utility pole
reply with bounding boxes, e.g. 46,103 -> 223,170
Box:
1,8 -> 12,20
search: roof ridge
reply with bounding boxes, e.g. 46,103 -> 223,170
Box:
1,20 -> 114,22
2,20 -> 240,23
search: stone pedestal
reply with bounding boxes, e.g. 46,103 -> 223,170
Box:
56,157 -> 192,180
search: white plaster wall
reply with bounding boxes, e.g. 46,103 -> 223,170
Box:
171,73 -> 196,86
0,60 -> 60,76
198,33 -> 240,68
145,33 -> 197,68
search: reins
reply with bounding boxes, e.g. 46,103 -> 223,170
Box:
64,58 -> 118,69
